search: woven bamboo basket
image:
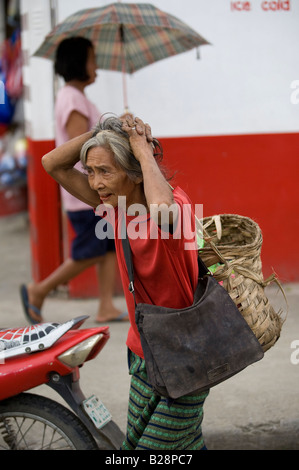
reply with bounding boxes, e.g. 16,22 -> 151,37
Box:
197,214 -> 286,353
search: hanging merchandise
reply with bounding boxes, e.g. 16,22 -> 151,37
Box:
0,64 -> 15,124
0,132 -> 27,188
2,31 -> 23,100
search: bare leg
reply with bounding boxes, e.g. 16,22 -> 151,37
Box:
26,256 -> 103,322
95,251 -> 128,322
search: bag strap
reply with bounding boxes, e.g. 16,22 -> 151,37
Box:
197,254 -> 210,278
121,232 -> 135,290
121,230 -> 137,305
121,223 -> 209,305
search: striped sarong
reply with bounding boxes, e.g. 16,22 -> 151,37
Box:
121,351 -> 209,451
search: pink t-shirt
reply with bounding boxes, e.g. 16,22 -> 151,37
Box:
55,85 -> 100,211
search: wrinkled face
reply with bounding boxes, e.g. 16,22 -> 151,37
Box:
85,146 -> 143,208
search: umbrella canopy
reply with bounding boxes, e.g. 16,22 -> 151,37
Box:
33,2 -> 210,74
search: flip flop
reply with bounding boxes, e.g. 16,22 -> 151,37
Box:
20,284 -> 43,325
110,312 -> 129,322
96,312 -> 129,324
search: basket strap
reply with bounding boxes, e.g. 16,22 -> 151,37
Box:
195,215 -> 228,266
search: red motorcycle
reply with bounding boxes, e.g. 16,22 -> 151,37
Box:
0,316 -> 124,450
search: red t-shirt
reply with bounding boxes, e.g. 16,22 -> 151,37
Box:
104,187 -> 198,359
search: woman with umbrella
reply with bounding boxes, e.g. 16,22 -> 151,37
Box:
21,37 -> 127,324
41,114 -> 209,450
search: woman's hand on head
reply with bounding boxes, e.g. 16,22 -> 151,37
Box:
122,116 -> 154,162
122,116 -> 153,142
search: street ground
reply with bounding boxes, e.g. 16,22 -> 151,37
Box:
0,212 -> 298,450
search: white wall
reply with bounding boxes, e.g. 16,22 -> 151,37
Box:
29,0 -> 299,138
21,0 -> 55,140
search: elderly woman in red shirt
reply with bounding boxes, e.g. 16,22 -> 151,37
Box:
42,115 -> 209,451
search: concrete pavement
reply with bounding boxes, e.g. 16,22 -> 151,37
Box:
0,212 -> 298,450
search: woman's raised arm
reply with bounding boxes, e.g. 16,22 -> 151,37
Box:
42,131 -> 101,208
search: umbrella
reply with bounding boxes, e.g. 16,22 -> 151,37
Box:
33,2 -> 210,110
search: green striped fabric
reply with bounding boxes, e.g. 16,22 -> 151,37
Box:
33,3 -> 209,74
121,351 -> 209,451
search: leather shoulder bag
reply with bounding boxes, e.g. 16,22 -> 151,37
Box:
122,231 -> 264,399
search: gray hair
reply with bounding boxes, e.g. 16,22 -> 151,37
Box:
80,116 -> 142,181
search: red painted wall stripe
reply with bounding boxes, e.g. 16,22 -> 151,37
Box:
27,139 -> 63,282
27,132 -> 299,298
159,132 -> 299,282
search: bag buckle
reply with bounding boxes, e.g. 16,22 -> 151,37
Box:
129,281 -> 134,294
